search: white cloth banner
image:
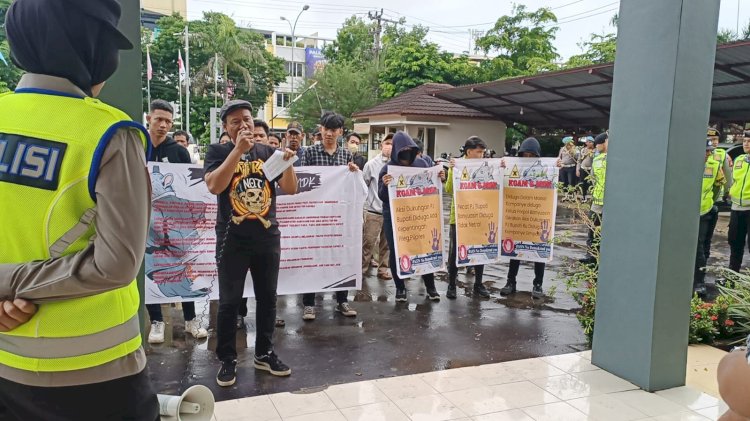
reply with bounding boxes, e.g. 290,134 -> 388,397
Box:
145,163 -> 366,304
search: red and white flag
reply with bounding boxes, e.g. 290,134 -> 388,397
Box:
178,50 -> 186,83
146,47 -> 153,81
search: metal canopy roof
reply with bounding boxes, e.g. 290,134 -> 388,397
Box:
433,40 -> 750,129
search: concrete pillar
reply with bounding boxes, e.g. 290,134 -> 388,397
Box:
592,0 -> 721,391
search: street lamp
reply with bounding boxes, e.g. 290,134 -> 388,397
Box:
280,4 -> 310,101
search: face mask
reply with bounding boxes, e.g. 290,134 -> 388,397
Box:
348,143 -> 359,154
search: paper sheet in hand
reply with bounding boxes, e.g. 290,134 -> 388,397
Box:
262,150 -> 298,181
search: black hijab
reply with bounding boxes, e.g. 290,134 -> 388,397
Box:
5,0 -> 133,96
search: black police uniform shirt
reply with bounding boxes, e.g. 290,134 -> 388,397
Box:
204,142 -> 282,240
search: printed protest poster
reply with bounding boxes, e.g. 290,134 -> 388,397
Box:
388,165 -> 445,278
499,158 -> 559,263
145,163 -> 366,304
452,159 -> 502,267
145,163 -> 217,304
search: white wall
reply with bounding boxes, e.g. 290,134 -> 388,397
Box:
357,115 -> 507,160
402,117 -> 507,159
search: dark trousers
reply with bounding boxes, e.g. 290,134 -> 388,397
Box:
728,210 -> 750,272
578,169 -> 591,198
382,214 -> 436,290
559,167 -> 577,189
447,224 -> 484,286
301,290 -> 348,307
508,259 -> 545,287
0,369 -> 159,421
695,208 -> 719,289
146,302 -> 196,322
216,232 -> 280,362
586,210 -> 604,258
217,225 -> 249,317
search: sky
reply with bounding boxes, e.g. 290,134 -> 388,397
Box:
187,0 -> 750,60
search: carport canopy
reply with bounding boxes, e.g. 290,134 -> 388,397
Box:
433,40 -> 750,129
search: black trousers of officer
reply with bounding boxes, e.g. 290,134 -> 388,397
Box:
586,210 -> 604,258
728,209 -> 750,272
0,369 -> 159,421
559,167 -> 577,190
695,207 -> 718,289
578,169 -> 591,199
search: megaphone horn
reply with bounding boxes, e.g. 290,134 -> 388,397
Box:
157,385 -> 215,421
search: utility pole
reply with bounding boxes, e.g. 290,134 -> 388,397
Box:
469,29 -> 485,55
368,9 -> 399,63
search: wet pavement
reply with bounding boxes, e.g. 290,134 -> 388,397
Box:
145,201 -> 740,401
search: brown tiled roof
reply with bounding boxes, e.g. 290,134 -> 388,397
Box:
352,83 -> 495,119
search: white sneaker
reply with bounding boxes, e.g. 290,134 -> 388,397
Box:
336,302 -> 357,317
185,319 -> 208,339
148,321 -> 165,344
302,306 -> 316,320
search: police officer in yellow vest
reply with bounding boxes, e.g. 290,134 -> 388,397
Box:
694,140 -> 726,298
0,0 -> 158,419
580,132 -> 608,265
728,134 -> 750,274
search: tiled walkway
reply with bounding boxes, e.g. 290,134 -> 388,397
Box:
211,351 -> 729,421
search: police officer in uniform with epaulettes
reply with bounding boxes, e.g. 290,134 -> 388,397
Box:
0,0 -> 159,419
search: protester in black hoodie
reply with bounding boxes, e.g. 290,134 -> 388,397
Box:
379,131 -> 446,302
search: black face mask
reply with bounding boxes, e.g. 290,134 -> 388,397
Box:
6,0 -> 125,95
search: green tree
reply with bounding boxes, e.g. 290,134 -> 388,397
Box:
142,13 -> 285,144
0,0 -> 24,93
191,13 -> 265,102
565,33 -> 617,68
717,28 -> 739,44
288,61 -> 380,131
476,5 -> 559,78
324,16 -> 376,65
378,24 -> 451,98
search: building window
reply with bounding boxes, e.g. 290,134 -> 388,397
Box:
285,62 -> 304,77
276,92 -> 291,108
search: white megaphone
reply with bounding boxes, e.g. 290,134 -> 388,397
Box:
158,385 -> 215,421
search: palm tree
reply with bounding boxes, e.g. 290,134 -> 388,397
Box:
191,12 -> 265,103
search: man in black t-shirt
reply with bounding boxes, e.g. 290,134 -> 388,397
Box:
204,100 -> 298,386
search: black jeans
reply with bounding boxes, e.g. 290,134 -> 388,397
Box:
216,231 -> 280,362
217,225 -> 249,318
146,302 -> 196,322
586,210 -> 604,258
447,224 -> 484,286
302,290 -> 348,307
382,214 -> 436,291
508,259 -> 545,287
0,369 -> 159,421
559,167 -> 577,189
695,207 -> 718,289
728,210 -> 750,272
578,168 -> 591,198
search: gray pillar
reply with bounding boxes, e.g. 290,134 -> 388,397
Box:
97,2 -> 148,340
592,0 -> 720,391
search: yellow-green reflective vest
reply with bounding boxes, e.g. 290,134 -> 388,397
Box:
730,154 -> 750,207
592,153 -> 607,206
700,158 -> 721,215
0,89 -> 148,372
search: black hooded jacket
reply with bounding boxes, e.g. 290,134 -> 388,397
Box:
378,131 -> 429,219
